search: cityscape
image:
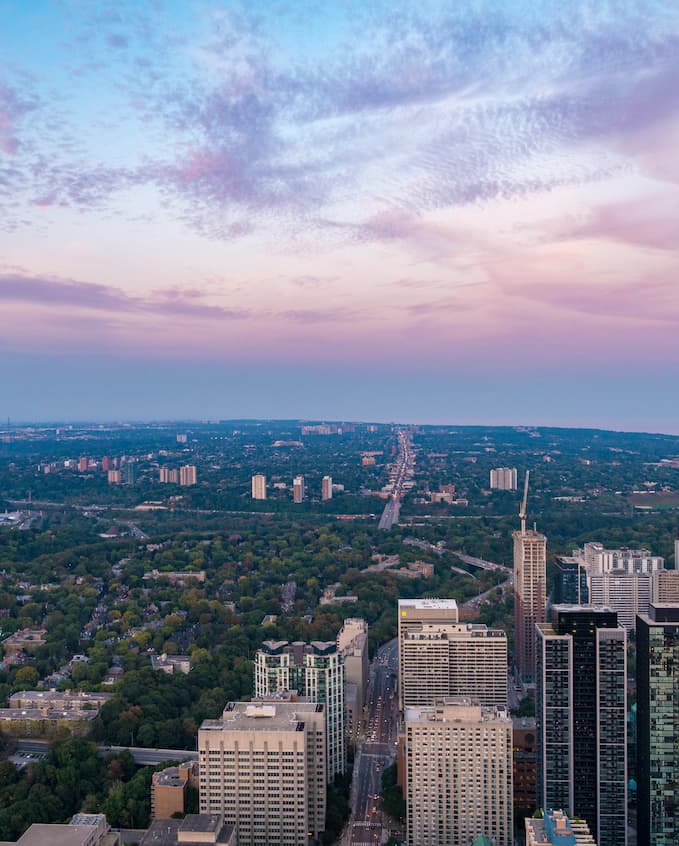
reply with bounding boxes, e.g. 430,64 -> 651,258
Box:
2,1 -> 679,846
0,421 -> 677,846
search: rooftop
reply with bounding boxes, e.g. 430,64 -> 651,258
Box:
201,701 -> 323,733
398,598 -> 458,611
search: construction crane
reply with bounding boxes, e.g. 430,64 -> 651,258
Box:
519,470 -> 530,535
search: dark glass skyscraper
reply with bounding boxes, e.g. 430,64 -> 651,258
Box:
536,606 -> 627,846
636,603 -> 679,846
553,556 -> 589,605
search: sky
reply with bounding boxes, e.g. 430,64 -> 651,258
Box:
1,0 -> 678,431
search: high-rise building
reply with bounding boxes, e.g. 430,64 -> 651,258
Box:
253,640 -> 346,780
159,468 -> 171,483
78,456 -> 88,472
636,603 -> 679,846
123,461 -> 136,485
101,456 -> 111,472
404,701 -> 513,846
588,570 -> 651,631
293,475 -> 305,503
513,528 -> 547,683
553,557 -> 589,605
525,809 -> 596,846
336,618 -> 369,742
650,569 -> 679,604
536,606 -> 627,846
573,542 -> 664,575
399,620 -> 507,709
251,474 -> 267,500
321,475 -> 333,501
490,467 -> 518,490
107,470 -> 121,484
198,701 -> 326,845
397,599 -> 459,709
513,717 -> 537,817
180,465 -> 197,486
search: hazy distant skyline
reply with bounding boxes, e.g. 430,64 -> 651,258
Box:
2,1 -> 678,431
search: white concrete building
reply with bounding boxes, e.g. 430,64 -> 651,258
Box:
251,474 -> 267,500
490,467 -> 518,490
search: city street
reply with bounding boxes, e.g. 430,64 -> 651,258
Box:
346,639 -> 399,844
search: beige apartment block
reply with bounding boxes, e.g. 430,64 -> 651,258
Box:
513,529 -> 547,682
404,701 -> 513,846
198,702 -> 326,846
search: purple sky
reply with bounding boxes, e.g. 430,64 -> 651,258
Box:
1,1 -> 678,430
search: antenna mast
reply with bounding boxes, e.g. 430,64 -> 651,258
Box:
519,470 -> 530,535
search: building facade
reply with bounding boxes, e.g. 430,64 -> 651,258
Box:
321,475 -> 333,501
573,542 -> 664,575
404,701 -> 513,846
536,606 -> 627,846
397,599 -> 459,709
179,465 -> 197,486
253,640 -> 346,779
399,622 -> 507,709
490,467 -> 518,490
636,603 -> 679,846
198,701 -> 326,845
293,475 -> 305,503
513,529 -> 547,683
251,474 -> 267,500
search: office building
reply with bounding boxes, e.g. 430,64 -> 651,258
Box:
525,809 -> 596,846
292,475 -> 305,503
198,701 -> 326,845
180,465 -> 197,486
573,542 -> 664,575
636,603 -> 679,846
490,467 -> 518,490
321,475 -> 333,501
513,528 -> 547,683
553,556 -> 589,605
336,618 -> 369,741
400,620 -> 507,709
536,606 -> 627,846
253,640 -> 346,779
251,474 -> 267,500
650,569 -> 679,604
588,571 -> 651,631
404,701 -> 513,846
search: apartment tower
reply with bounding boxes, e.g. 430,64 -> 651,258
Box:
179,465 -> 197,486
536,606 -> 627,846
513,472 -> 547,683
399,620 -> 507,709
253,640 -> 346,780
397,599 -> 459,709
251,474 -> 267,500
198,701 -> 326,845
404,701 -> 513,846
321,475 -> 333,501
293,475 -> 305,503
636,603 -> 679,846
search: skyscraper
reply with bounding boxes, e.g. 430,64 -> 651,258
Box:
321,475 -> 333,501
513,472 -> 546,683
198,701 -> 326,845
404,701 -> 513,846
253,640 -> 346,780
179,465 -> 197,486
293,475 -> 305,503
251,474 -> 267,500
636,603 -> 679,846
536,606 -> 627,846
